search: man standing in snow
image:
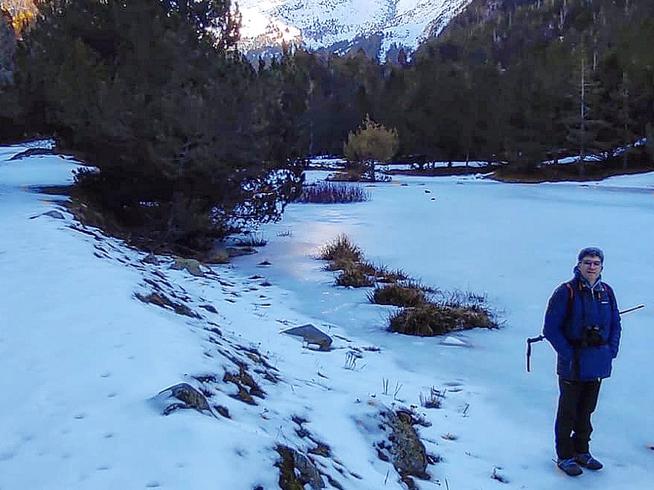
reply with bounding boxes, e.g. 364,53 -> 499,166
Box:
543,247 -> 621,477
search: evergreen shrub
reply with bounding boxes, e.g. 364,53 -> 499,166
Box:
16,0 -> 303,252
343,115 -> 399,181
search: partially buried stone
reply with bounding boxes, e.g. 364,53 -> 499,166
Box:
282,324 -> 332,351
153,383 -> 212,416
143,253 -> 160,265
171,257 -> 204,277
276,446 -> 324,490
379,407 -> 428,479
43,210 -> 65,219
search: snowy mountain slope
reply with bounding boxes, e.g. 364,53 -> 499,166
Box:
238,0 -> 472,56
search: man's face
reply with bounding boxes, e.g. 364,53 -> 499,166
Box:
579,255 -> 603,284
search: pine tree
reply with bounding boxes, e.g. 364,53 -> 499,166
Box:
564,41 -> 612,175
17,0 -> 302,249
0,10 -> 15,86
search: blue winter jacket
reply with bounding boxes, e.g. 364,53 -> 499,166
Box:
543,267 -> 621,380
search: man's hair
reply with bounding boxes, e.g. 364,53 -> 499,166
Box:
578,247 -> 604,264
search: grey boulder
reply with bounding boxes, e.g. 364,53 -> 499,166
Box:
282,324 -> 332,351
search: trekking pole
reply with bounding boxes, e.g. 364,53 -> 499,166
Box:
525,304 -> 644,373
526,335 -> 545,372
619,304 -> 644,315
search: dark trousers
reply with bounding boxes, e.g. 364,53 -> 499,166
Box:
555,377 -> 601,459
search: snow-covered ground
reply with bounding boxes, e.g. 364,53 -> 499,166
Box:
1,143 -> 653,489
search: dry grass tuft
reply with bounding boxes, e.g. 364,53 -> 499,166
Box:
389,302 -> 495,336
319,234 -> 363,263
368,284 -> 427,307
318,236 -> 498,335
297,182 -> 369,203
336,263 -> 375,287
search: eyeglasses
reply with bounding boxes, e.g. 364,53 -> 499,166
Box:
581,260 -> 602,267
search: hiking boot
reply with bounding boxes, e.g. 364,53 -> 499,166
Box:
575,452 -> 603,470
557,457 -> 583,476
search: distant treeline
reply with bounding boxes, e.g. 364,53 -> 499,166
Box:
0,0 -> 653,247
263,0 -> 654,173
2,0 -> 653,170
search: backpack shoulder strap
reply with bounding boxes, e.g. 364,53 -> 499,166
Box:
563,281 -> 575,335
564,282 -> 574,300
603,282 -> 617,309
603,282 -> 614,298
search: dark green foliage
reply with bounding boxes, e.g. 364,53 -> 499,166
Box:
290,49 -> 384,156
0,11 -> 14,86
5,0 -> 653,216
270,0 -> 654,172
297,182 -> 369,203
13,0 -> 303,250
408,0 -> 654,169
0,11 -> 23,140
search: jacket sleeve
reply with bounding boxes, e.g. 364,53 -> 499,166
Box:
543,285 -> 574,360
607,286 -> 622,358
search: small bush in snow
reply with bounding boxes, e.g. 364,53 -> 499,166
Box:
336,263 -> 374,287
343,115 -> 399,181
420,387 -> 446,409
389,302 -> 495,336
344,115 -> 399,164
319,234 -> 363,263
368,284 -> 427,307
439,289 -> 489,309
297,182 -> 369,204
372,264 -> 409,284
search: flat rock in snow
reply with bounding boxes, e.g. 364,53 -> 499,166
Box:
282,324 -> 332,351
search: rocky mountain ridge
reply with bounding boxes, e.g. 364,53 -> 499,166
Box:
1,0 -> 473,59
239,0 -> 472,58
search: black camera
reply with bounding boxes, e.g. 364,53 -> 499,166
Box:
582,326 -> 605,347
